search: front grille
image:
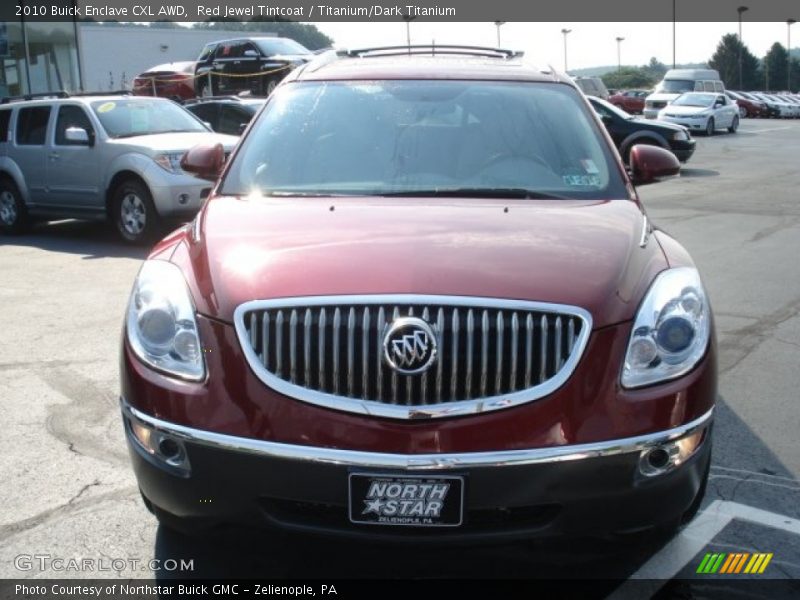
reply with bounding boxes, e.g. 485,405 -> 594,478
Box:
235,296 -> 591,419
647,101 -> 667,109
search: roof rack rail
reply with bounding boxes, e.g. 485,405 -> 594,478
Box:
68,90 -> 133,97
0,91 -> 69,104
338,45 -> 524,60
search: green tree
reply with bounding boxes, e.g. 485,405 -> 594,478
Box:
708,33 -> 760,90
763,42 -> 789,91
601,67 -> 656,89
642,57 -> 667,81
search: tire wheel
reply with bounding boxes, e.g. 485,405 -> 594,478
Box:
739,105 -> 747,118
111,179 -> 161,244
0,178 -> 30,235
705,117 -> 715,136
728,115 -> 739,133
198,78 -> 213,98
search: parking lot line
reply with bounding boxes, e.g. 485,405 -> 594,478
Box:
606,500 -> 800,598
739,126 -> 793,133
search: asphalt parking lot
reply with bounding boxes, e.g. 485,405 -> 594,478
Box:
0,118 -> 798,590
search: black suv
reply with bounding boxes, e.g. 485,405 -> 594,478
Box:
183,96 -> 266,136
194,37 -> 312,98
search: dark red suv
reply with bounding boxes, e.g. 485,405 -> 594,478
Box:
121,46 -> 716,542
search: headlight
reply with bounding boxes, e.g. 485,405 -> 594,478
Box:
622,267 -> 711,388
154,152 -> 185,173
672,129 -> 689,141
126,260 -> 205,381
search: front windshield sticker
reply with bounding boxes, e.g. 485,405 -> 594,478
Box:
97,102 -> 115,113
563,174 -> 602,187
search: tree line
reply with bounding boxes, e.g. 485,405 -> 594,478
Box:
602,34 -> 800,92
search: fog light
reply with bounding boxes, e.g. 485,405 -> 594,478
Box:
125,416 -> 190,476
639,428 -> 706,477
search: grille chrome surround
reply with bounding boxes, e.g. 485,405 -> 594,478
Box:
233,295 -> 593,420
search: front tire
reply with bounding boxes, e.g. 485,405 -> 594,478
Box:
0,178 -> 30,235
738,105 -> 747,119
705,117 -> 715,136
111,179 -> 161,244
728,115 -> 739,133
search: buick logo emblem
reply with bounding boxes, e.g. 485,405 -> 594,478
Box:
383,317 -> 438,375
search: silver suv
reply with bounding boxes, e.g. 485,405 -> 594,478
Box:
0,93 -> 237,243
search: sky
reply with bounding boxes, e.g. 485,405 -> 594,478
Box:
310,22 -> 798,70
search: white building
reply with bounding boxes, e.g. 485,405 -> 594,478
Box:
78,25 -> 277,91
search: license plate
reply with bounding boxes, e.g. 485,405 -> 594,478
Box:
348,473 -> 464,527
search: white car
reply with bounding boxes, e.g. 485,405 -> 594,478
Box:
657,92 -> 740,136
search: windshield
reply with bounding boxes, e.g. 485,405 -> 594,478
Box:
221,80 -> 627,200
657,79 -> 695,93
672,93 -> 715,107
255,38 -> 311,56
590,97 -> 633,120
90,99 -> 208,138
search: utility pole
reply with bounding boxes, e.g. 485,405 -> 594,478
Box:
561,28 -> 571,72
616,37 -> 625,71
672,0 -> 677,68
737,6 -> 749,89
494,21 -> 506,47
789,19 -> 796,91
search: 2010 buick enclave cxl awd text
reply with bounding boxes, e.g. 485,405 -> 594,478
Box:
120,46 -> 716,542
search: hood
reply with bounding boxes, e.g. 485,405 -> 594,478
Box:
661,105 -> 710,116
110,132 -> 238,154
271,54 -> 311,64
647,92 -> 680,103
170,197 -> 668,329
635,117 -> 687,133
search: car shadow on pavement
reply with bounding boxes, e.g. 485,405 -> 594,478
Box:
151,515 -> 670,581
1,219 -> 156,260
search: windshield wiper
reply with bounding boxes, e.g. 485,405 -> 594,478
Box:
378,188 -> 567,199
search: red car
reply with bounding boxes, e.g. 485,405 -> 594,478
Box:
132,61 -> 196,102
121,46 -> 715,542
609,89 -> 649,114
726,91 -> 766,118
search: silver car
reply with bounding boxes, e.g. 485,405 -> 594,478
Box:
0,94 -> 238,243
657,92 -> 740,136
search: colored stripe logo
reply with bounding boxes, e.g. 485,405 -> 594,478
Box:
697,552 -> 773,574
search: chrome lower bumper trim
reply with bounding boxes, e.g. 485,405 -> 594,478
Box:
121,398 -> 713,471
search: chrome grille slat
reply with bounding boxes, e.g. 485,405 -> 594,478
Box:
332,307 -> 341,395
303,309 -> 311,386
318,308 -> 326,391
435,308 -> 444,403
480,309 -> 489,397
465,309 -> 474,399
289,309 -> 298,384
347,307 -> 355,397
450,308 -> 459,401
509,312 -> 519,391
239,297 -> 590,419
275,310 -> 284,377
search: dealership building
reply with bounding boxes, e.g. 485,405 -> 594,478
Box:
0,15 -> 274,97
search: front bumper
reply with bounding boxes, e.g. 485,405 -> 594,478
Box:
141,163 -> 214,219
659,115 -> 709,132
669,138 -> 696,162
122,398 -> 713,542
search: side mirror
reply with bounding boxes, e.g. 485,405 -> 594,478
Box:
601,114 -> 613,125
629,145 -> 680,185
243,49 -> 259,58
238,122 -> 248,135
65,126 -> 92,146
180,142 -> 225,181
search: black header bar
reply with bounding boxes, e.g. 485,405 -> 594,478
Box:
4,0 -> 800,22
